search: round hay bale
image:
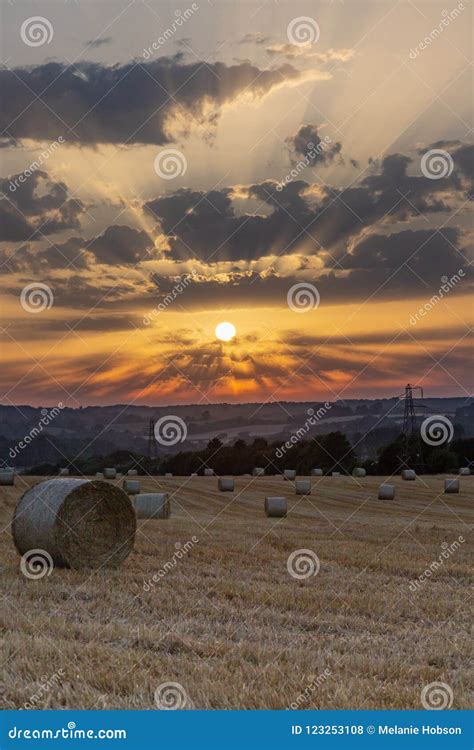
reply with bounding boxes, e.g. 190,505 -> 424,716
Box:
311,468 -> 323,476
401,469 -> 416,481
332,471 -> 341,477
265,497 -> 287,517
103,468 -> 116,479
252,467 -> 265,476
283,469 -> 296,481
95,472 -> 104,479
444,478 -> 460,494
0,471 -> 15,486
352,467 -> 366,477
204,468 -> 214,476
123,479 -> 140,495
218,477 -> 234,492
135,493 -> 170,519
116,473 -> 123,480
1,466 -> 14,472
12,479 -> 136,569
459,467 -> 470,476
164,472 -> 173,478
127,469 -> 138,476
58,468 -> 69,476
378,484 -> 395,500
191,472 -> 197,477
295,479 -> 311,495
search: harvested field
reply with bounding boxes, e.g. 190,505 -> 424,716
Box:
0,474 -> 472,710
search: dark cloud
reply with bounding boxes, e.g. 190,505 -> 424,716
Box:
87,225 -> 155,265
285,124 -> 342,167
86,36 -> 113,49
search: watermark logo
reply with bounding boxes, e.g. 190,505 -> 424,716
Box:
288,668 -> 332,709
409,270 -> 465,325
9,403 -> 64,459
276,137 -> 333,190
143,271 -> 197,324
287,549 -> 320,579
20,549 -> 54,580
420,415 -> 454,446
154,149 -> 187,179
287,282 -> 320,313
21,17 -> 54,47
143,536 -> 199,591
154,415 -> 187,446
8,137 -> 65,192
409,536 -> 465,592
421,681 -> 454,710
143,4 -> 199,59
421,149 -> 454,179
154,681 -> 189,710
275,403 -> 331,458
287,17 -> 320,46
23,669 -> 65,710
20,283 -> 54,313
409,4 -> 465,59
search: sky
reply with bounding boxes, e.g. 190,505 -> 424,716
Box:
0,0 -> 472,407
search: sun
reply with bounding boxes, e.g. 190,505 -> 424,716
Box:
215,321 -> 236,342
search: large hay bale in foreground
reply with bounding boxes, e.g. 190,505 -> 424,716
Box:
352,467 -> 366,477
378,484 -> 395,500
252,467 -> 265,476
127,469 -> 138,476
204,468 -> 214,476
12,479 -> 136,569
445,478 -> 460,494
123,479 -> 140,495
265,497 -> 287,517
218,477 -> 234,492
135,493 -> 170,519
311,468 -> 323,476
459,467 -> 470,476
103,468 -> 116,479
283,469 -> 296,481
402,469 -> 416,481
0,472 -> 14,486
295,479 -> 311,495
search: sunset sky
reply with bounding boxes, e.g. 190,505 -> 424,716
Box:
0,0 -> 472,407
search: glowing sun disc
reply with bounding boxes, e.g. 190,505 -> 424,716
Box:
215,321 -> 236,341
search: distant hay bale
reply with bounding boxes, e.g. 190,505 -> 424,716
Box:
0,466 -> 14,472
12,478 -> 136,569
283,469 -> 296,481
190,472 -> 197,477
123,479 -> 140,495
204,468 -> 214,476
0,472 -> 15,486
95,472 -> 103,479
265,497 -> 287,517
444,478 -> 460,494
332,471 -> 341,477
218,477 -> 234,492
116,473 -> 122,480
401,469 -> 416,481
135,493 -> 170,519
459,467 -> 470,476
352,467 -> 366,477
103,468 -> 116,479
311,468 -> 323,476
164,472 -> 173,478
295,479 -> 311,495
58,468 -> 69,476
252,467 -> 265,476
127,469 -> 138,476
378,484 -> 395,500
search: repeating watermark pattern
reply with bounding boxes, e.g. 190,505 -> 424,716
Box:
288,668 -> 332,709
421,681 -> 454,710
143,271 -> 197,325
154,681 -> 189,710
8,137 -> 65,192
277,137 -> 333,191
287,17 -> 320,46
23,669 -> 66,710
20,549 -> 54,580
409,270 -> 465,325
409,4 -> 465,59
420,149 -> 454,179
143,537 -> 199,591
20,16 -> 54,47
9,403 -> 64,459
20,283 -> 54,313
287,549 -> 320,579
275,403 -> 331,458
143,4 -> 199,59
154,415 -> 187,446
420,415 -> 454,446
409,536 -> 465,592
287,282 -> 320,313
154,149 -> 187,179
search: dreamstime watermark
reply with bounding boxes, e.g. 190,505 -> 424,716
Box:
409,536 -> 465,592
287,282 -> 320,312
20,282 -> 54,313
143,5 -> 199,59
276,136 -> 333,191
143,271 -> 197,324
20,549 -> 54,580
154,415 -> 187,446
288,668 -> 332,709
420,415 -> 454,446
287,549 -> 320,579
22,669 -> 66,710
154,681 -> 190,710
287,17 -> 320,46
421,681 -> 454,710
143,537 -> 199,591
421,149 -> 454,179
275,403 -> 331,458
154,148 -> 187,179
409,270 -> 465,325
9,403 -> 64,459
8,137 -> 65,192
409,4 -> 465,59
20,16 -> 54,47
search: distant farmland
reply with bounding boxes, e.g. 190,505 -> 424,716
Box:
0,475 -> 472,710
